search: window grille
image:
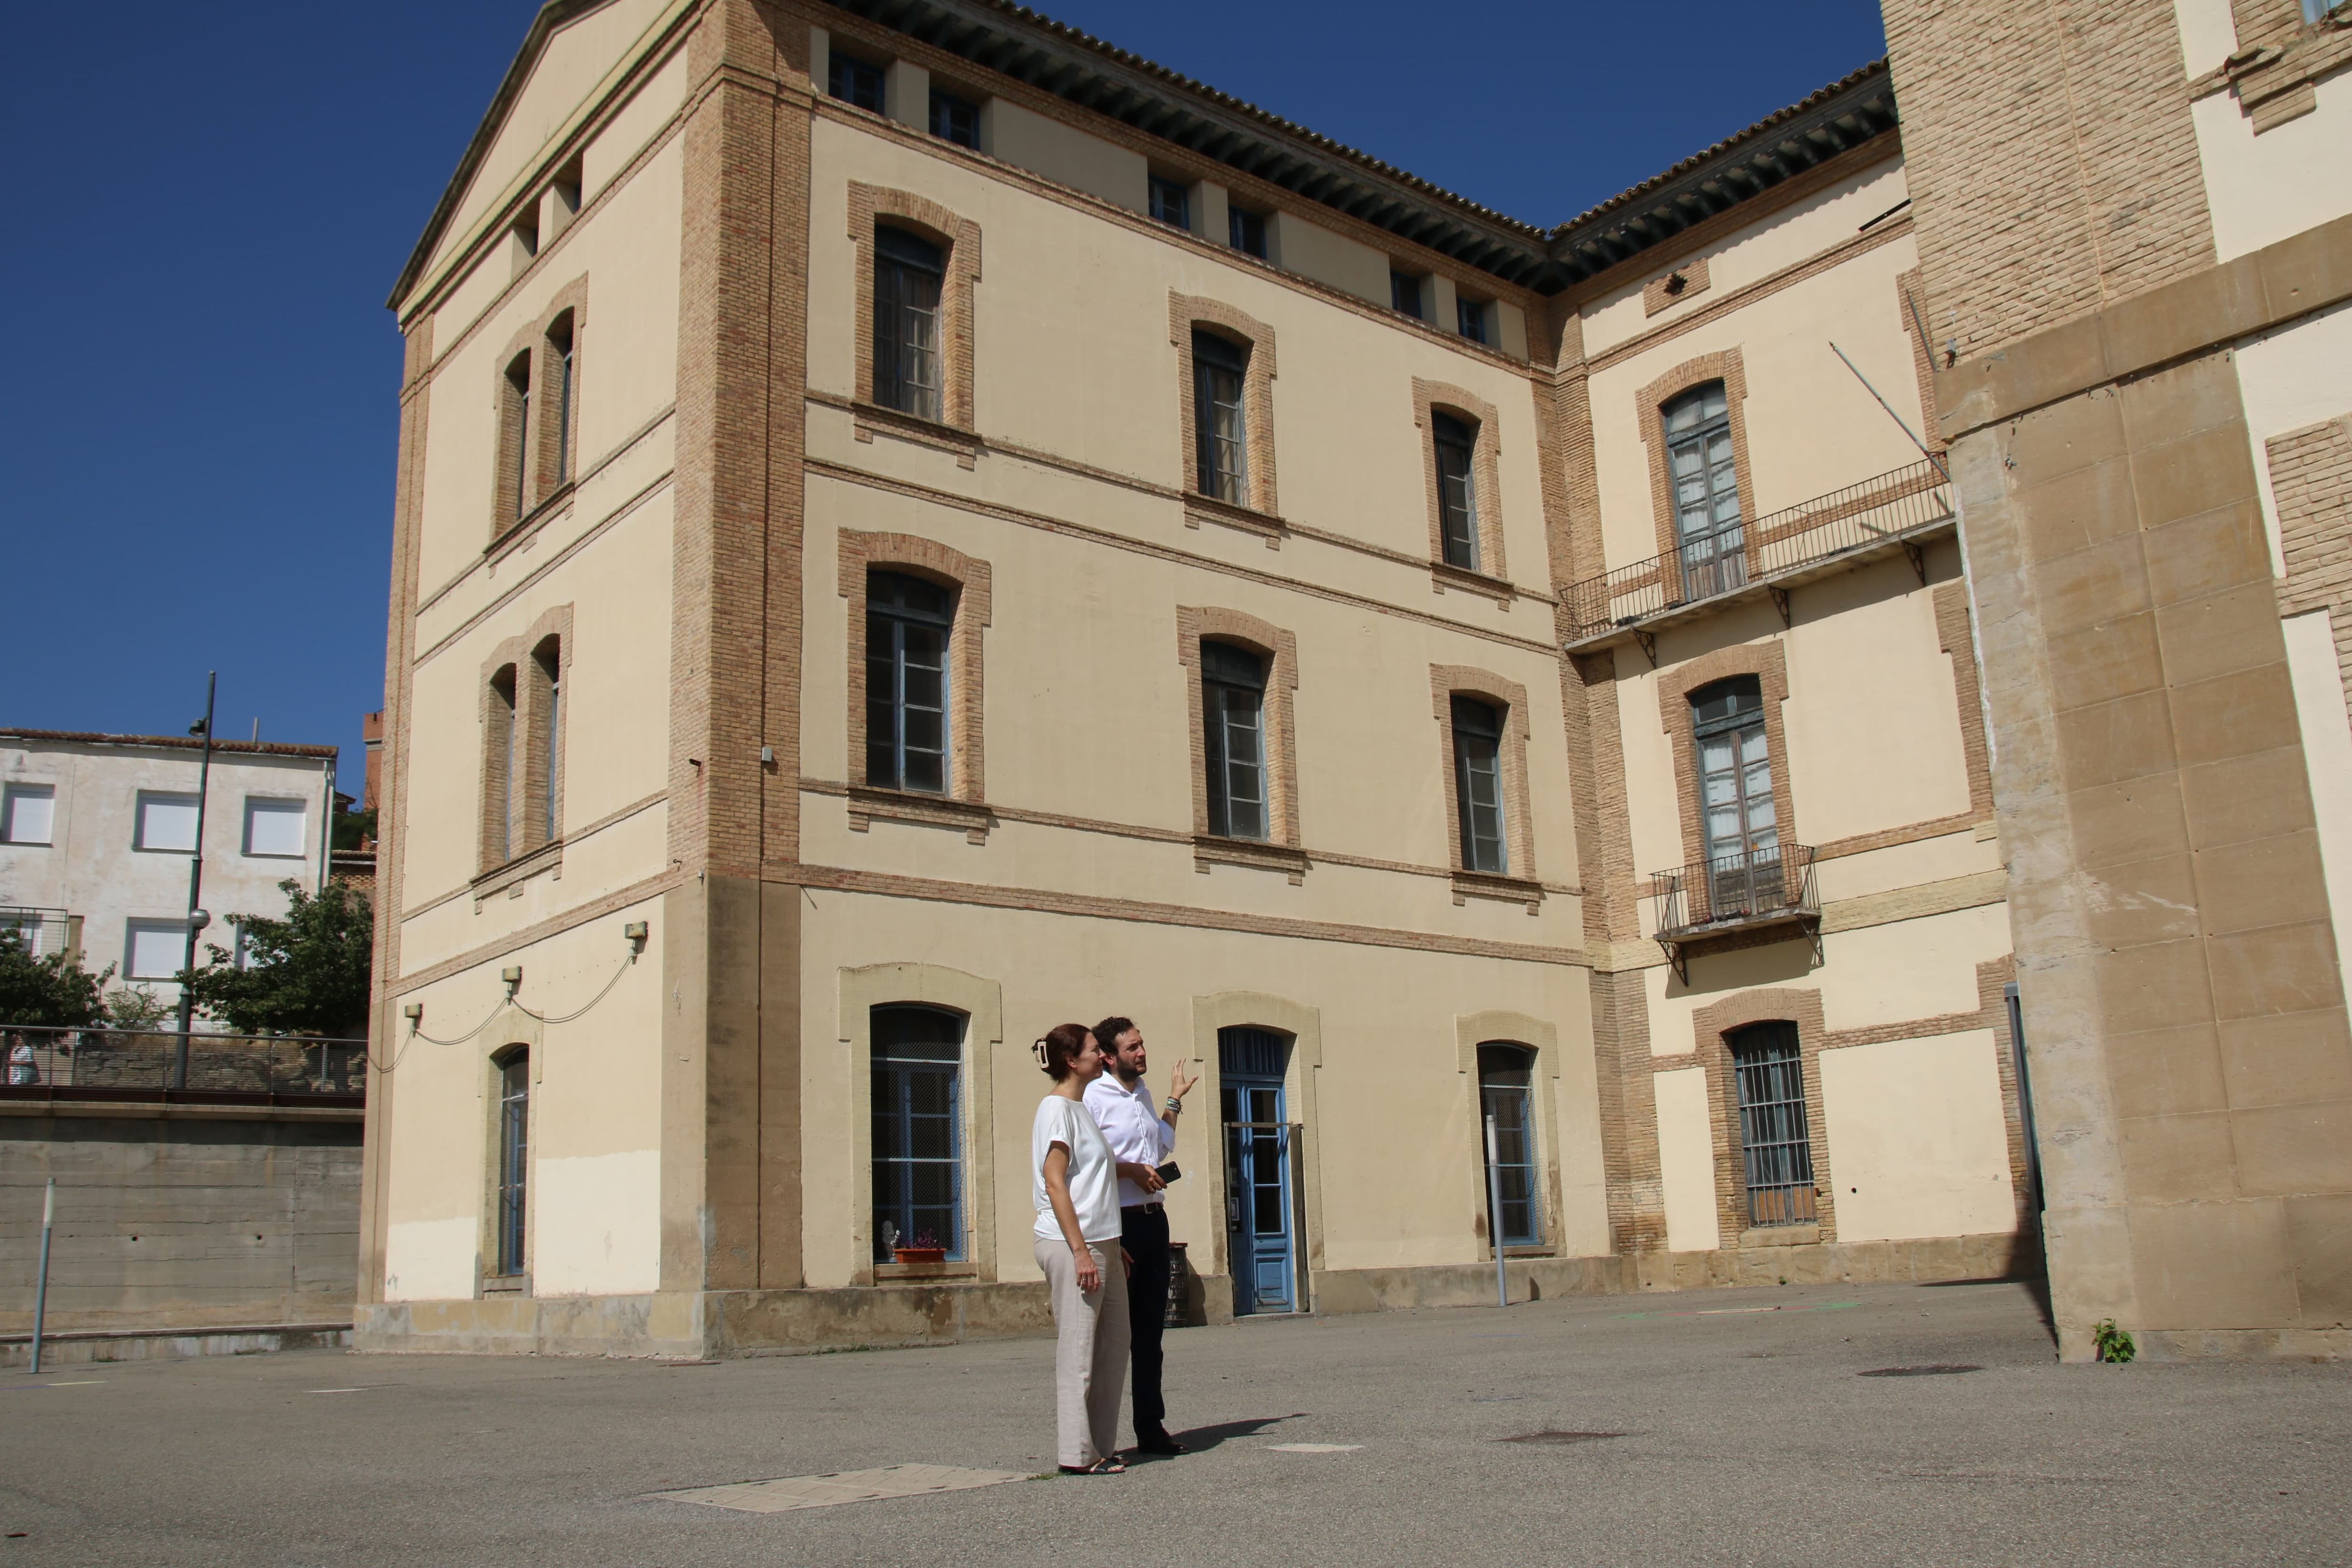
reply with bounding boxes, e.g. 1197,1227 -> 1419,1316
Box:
1662,383 -> 1744,598
871,1005 -> 963,1260
1149,175 -> 1191,229
866,571 -> 953,794
1456,296 -> 1488,344
1434,412 -> 1479,570
495,1051 -> 529,1274
1201,640 -> 1268,841
1391,270 -> 1422,318
829,54 -> 884,111
929,88 -> 980,147
1192,330 -> 1249,503
1451,695 -> 1507,874
1229,206 -> 1267,258
1478,1043 -> 1542,1247
1729,1022 -> 1815,1226
873,226 -> 945,421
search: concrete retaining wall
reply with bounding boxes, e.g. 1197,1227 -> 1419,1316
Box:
0,1106 -> 362,1335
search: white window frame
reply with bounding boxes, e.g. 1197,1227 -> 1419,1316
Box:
125,919 -> 189,982
242,796 -> 309,859
134,791 -> 201,853
1,783 -> 56,845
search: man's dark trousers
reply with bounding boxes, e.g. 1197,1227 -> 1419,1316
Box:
1121,1204 -> 1172,1441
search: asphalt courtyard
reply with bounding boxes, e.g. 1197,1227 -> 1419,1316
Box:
2,1278 -> 2346,1568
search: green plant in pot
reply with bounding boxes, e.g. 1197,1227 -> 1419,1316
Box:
893,1230 -> 947,1266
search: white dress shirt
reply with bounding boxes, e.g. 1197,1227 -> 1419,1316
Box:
1084,1073 -> 1176,1207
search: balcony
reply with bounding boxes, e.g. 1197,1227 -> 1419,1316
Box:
0,908 -> 74,957
1,1025 -> 366,1108
1563,460 -> 1954,654
1649,844 -> 1819,979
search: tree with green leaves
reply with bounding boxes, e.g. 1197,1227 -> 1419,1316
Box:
185,880 -> 374,1037
0,928 -> 114,1027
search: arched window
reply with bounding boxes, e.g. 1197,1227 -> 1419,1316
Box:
1727,1021 -> 1813,1226
873,226 -> 944,420
502,352 -> 533,523
1689,675 -> 1776,911
1477,1043 -> 1541,1248
1662,382 -> 1743,597
486,665 -> 518,864
1450,695 -> 1507,874
1433,411 -> 1479,570
870,1004 -> 964,1260
866,570 -> 953,794
493,1047 -> 530,1276
531,636 -> 563,846
545,311 -> 575,488
1201,640 -> 1267,840
1192,330 -> 1249,502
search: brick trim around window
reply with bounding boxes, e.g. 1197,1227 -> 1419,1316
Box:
1429,665 -> 1539,907
1896,268 -> 1947,455
1655,639 -> 1797,884
1412,378 -> 1510,596
1636,347 -> 1758,572
1170,293 -> 1281,526
489,277 -> 589,543
2269,414 -> 2352,724
1933,581 -> 1995,819
1685,987 -> 1838,1248
1178,606 -> 1303,879
848,183 -> 982,432
839,529 -> 993,837
477,604 -> 575,878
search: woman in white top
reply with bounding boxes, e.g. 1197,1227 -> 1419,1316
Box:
1032,1020 -> 1131,1474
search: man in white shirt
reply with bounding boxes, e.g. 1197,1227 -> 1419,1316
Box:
1085,1016 -> 1198,1454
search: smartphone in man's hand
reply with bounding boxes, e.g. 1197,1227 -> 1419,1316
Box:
1155,1161 -> 1182,1184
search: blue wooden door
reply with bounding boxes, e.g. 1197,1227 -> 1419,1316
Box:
1220,1027 -> 1294,1314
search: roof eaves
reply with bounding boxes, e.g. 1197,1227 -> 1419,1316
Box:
0,729 -> 341,761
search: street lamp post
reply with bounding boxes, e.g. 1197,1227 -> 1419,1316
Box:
172,672 -> 217,1090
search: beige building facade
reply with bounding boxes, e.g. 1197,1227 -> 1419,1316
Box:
358,0 -> 2348,1360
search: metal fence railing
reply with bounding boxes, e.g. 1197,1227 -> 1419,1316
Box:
1649,844 -> 1820,939
0,1025 -> 366,1103
1563,460 -> 1953,643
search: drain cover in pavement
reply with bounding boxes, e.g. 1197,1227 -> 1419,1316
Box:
1498,1431 -> 1625,1445
649,1464 -> 1028,1512
1857,1364 -> 1983,1377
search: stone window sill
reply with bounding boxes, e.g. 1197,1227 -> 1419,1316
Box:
485,480 -> 576,563
1184,493 -> 1287,548
873,1260 -> 980,1282
847,787 -> 992,844
1430,559 -> 1515,608
480,1272 -> 532,1295
473,839 -> 563,907
1194,835 -> 1308,884
1452,869 -> 1543,913
851,401 -> 982,469
1739,1223 -> 1820,1249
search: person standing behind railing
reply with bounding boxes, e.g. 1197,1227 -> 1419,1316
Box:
7,1036 -> 38,1085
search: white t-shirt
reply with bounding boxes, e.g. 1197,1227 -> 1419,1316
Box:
1033,1094 -> 1122,1243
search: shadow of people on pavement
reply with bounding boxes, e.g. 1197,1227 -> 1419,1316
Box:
1157,1413 -> 1306,1455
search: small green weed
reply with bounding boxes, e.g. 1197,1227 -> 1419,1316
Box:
2091,1319 -> 2136,1363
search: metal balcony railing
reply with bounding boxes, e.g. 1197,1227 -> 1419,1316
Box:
0,909 -> 73,958
0,1025 -> 366,1105
1563,460 -> 1954,644
1649,845 -> 1819,978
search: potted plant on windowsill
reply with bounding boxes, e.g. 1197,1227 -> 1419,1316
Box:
892,1231 -> 948,1266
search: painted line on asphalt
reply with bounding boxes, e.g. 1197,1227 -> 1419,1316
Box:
1265,1443 -> 1362,1453
1611,1302 -> 1859,1321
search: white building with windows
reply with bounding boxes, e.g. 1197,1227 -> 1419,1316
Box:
0,730 -> 339,1012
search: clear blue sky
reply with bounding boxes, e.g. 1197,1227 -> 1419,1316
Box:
1,1 -> 1885,787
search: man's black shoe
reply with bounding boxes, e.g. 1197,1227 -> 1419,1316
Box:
1136,1433 -> 1188,1455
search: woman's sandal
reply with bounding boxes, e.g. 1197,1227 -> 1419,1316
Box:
1057,1456 -> 1128,1475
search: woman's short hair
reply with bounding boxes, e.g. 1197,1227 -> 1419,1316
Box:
1036,1021 -> 1095,1081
